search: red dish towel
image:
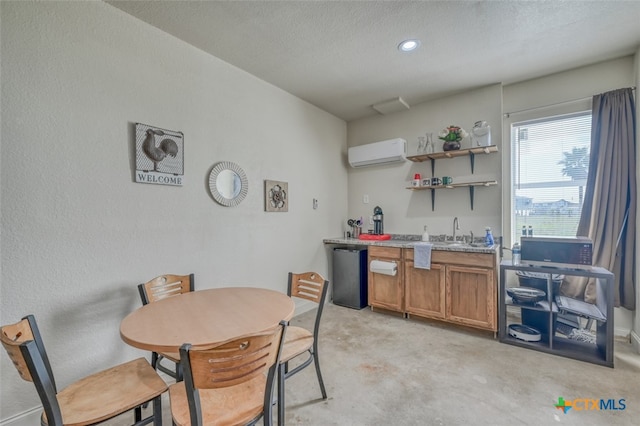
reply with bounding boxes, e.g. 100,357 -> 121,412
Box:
358,234 -> 391,240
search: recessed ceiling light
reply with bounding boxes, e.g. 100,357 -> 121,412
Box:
398,39 -> 421,52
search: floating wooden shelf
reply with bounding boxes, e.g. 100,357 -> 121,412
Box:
405,180 -> 498,190
407,145 -> 498,174
407,145 -> 499,162
406,181 -> 498,211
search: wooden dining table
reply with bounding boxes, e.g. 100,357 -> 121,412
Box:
120,287 -> 295,352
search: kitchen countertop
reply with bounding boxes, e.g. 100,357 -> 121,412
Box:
323,235 -> 499,254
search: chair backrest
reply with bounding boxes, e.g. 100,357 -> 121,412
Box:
288,272 -> 329,336
179,321 -> 288,426
288,272 -> 327,304
1,315 -> 63,425
138,273 -> 195,305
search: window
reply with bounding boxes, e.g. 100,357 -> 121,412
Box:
511,111 -> 591,243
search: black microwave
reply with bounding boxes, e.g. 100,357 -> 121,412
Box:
520,236 -> 593,269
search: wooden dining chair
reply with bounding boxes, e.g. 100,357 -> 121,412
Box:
138,273 -> 194,381
1,314 -> 167,426
277,272 -> 329,425
168,320 -> 288,426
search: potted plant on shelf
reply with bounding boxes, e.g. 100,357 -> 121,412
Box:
438,125 -> 468,151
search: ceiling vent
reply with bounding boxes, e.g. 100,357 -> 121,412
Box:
372,97 -> 410,115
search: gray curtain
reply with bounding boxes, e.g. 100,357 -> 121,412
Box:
566,88 -> 636,309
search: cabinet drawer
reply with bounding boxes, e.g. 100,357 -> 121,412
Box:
405,248 -> 494,268
435,251 -> 494,268
369,246 -> 402,259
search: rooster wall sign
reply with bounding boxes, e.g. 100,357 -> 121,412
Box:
135,123 -> 184,186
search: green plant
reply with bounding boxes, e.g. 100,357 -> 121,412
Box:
438,125 -> 468,142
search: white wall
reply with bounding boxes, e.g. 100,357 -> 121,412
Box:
347,84 -> 503,239
0,2 -> 347,422
503,57 -> 636,338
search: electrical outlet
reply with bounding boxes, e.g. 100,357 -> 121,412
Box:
363,194 -> 369,204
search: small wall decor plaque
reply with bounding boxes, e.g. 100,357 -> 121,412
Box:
135,123 -> 184,186
264,180 -> 288,212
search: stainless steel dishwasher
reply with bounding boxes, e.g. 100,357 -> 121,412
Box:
332,247 -> 368,309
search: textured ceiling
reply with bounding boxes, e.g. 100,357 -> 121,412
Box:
107,1 -> 640,122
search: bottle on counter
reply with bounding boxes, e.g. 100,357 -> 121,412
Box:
512,243 -> 521,265
485,227 -> 495,247
528,225 -> 533,237
422,225 -> 430,242
521,226 -> 527,238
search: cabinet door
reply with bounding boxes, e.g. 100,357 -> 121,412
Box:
368,254 -> 403,312
405,261 -> 446,319
446,265 -> 496,331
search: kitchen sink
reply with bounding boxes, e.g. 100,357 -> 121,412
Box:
430,241 -> 485,248
431,241 -> 466,247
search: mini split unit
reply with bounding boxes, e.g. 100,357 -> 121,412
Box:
348,138 -> 407,168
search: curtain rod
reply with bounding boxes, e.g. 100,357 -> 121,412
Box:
504,86 -> 636,118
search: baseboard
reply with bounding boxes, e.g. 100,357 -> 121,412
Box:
631,330 -> 640,353
614,326 -> 631,339
0,406 -> 41,426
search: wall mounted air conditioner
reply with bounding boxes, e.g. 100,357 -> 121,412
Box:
348,138 -> 407,168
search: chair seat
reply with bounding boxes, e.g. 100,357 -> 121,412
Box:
280,326 -> 313,363
169,375 -> 266,426
46,358 -> 167,426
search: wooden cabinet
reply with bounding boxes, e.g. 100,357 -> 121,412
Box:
446,265 -> 495,330
403,248 -> 498,332
367,246 -> 498,332
405,260 -> 446,319
367,246 -> 403,312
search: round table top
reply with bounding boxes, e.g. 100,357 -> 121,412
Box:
120,287 -> 295,352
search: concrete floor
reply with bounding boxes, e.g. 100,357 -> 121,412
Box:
110,303 -> 640,425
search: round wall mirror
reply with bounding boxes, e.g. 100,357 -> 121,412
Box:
208,161 -> 248,207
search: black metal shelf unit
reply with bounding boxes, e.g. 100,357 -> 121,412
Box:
499,260 -> 614,367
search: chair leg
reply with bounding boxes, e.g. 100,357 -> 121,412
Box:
312,350 -> 327,399
264,395 -> 273,426
135,406 -> 142,423
175,362 -> 183,382
152,395 -> 163,426
142,353 -> 160,410
151,352 -> 159,370
278,363 -> 285,426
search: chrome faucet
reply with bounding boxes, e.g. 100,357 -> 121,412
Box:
452,217 -> 460,242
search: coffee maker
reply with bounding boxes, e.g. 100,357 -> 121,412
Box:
373,206 -> 384,235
